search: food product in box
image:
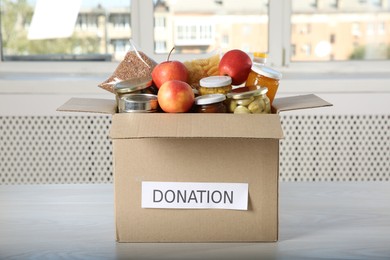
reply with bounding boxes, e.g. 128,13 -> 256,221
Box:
198,76 -> 232,96
227,87 -> 271,114
184,54 -> 220,89
194,94 -> 227,113
245,65 -> 282,105
99,51 -> 157,93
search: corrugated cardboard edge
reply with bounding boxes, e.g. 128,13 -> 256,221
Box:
109,113 -> 285,140
276,141 -> 280,242
57,94 -> 331,116
56,97 -> 116,114
272,94 -> 332,113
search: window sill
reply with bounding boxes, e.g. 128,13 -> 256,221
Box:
279,71 -> 390,93
1,61 -> 390,94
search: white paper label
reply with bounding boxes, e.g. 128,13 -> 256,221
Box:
28,0 -> 81,40
142,182 -> 248,210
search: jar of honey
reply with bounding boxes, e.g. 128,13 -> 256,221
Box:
194,94 -> 227,113
199,76 -> 232,96
226,87 -> 271,114
245,65 -> 282,105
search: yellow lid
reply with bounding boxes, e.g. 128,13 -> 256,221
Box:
253,52 -> 268,58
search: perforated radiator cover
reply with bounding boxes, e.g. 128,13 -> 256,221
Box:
0,115 -> 388,184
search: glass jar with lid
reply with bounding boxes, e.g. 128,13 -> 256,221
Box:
245,65 -> 282,105
198,76 -> 232,96
226,87 -> 271,114
194,94 -> 227,113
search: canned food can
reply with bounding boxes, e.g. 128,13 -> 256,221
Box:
117,94 -> 159,113
114,76 -> 155,108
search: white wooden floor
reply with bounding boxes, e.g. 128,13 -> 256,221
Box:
1,182 -> 389,259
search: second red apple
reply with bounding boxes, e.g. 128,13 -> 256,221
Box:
219,49 -> 252,86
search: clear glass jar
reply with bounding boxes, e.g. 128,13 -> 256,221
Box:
245,65 -> 282,105
226,87 -> 271,114
194,94 -> 227,113
198,76 -> 232,96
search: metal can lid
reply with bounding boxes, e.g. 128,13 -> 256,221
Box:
195,94 -> 226,105
199,76 -> 232,88
114,76 -> 153,94
251,65 -> 282,80
227,87 -> 268,100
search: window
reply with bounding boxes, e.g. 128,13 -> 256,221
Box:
290,0 -> 390,62
154,16 -> 165,28
366,23 -> 375,35
378,22 -> 385,35
152,0 -> 269,54
352,23 -> 361,37
0,0 -> 131,61
76,14 -> 99,30
109,13 -> 131,30
155,40 -> 166,53
302,44 -> 312,56
0,0 -> 390,73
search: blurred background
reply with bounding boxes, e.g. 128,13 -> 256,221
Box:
2,0 -> 390,61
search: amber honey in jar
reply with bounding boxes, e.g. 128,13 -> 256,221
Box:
199,76 -> 232,96
194,94 -> 227,113
227,87 -> 271,114
245,65 -> 282,105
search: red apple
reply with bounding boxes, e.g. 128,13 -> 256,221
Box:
219,49 -> 252,85
152,47 -> 188,89
157,80 -> 194,113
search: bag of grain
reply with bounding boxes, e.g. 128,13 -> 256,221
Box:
99,40 -> 157,93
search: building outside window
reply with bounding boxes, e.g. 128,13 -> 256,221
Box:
290,0 -> 390,62
0,0 -> 389,65
0,0 -> 131,61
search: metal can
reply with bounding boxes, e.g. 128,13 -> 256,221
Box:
117,94 -> 159,113
114,76 -> 155,109
226,87 -> 271,114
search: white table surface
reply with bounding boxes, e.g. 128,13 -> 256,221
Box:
0,182 -> 389,260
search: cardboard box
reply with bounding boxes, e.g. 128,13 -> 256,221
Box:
58,94 -> 331,242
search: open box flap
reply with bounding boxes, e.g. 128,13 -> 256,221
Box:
272,94 -> 332,113
109,113 -> 284,139
57,94 -> 332,140
57,98 -> 116,114
57,94 -> 332,115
